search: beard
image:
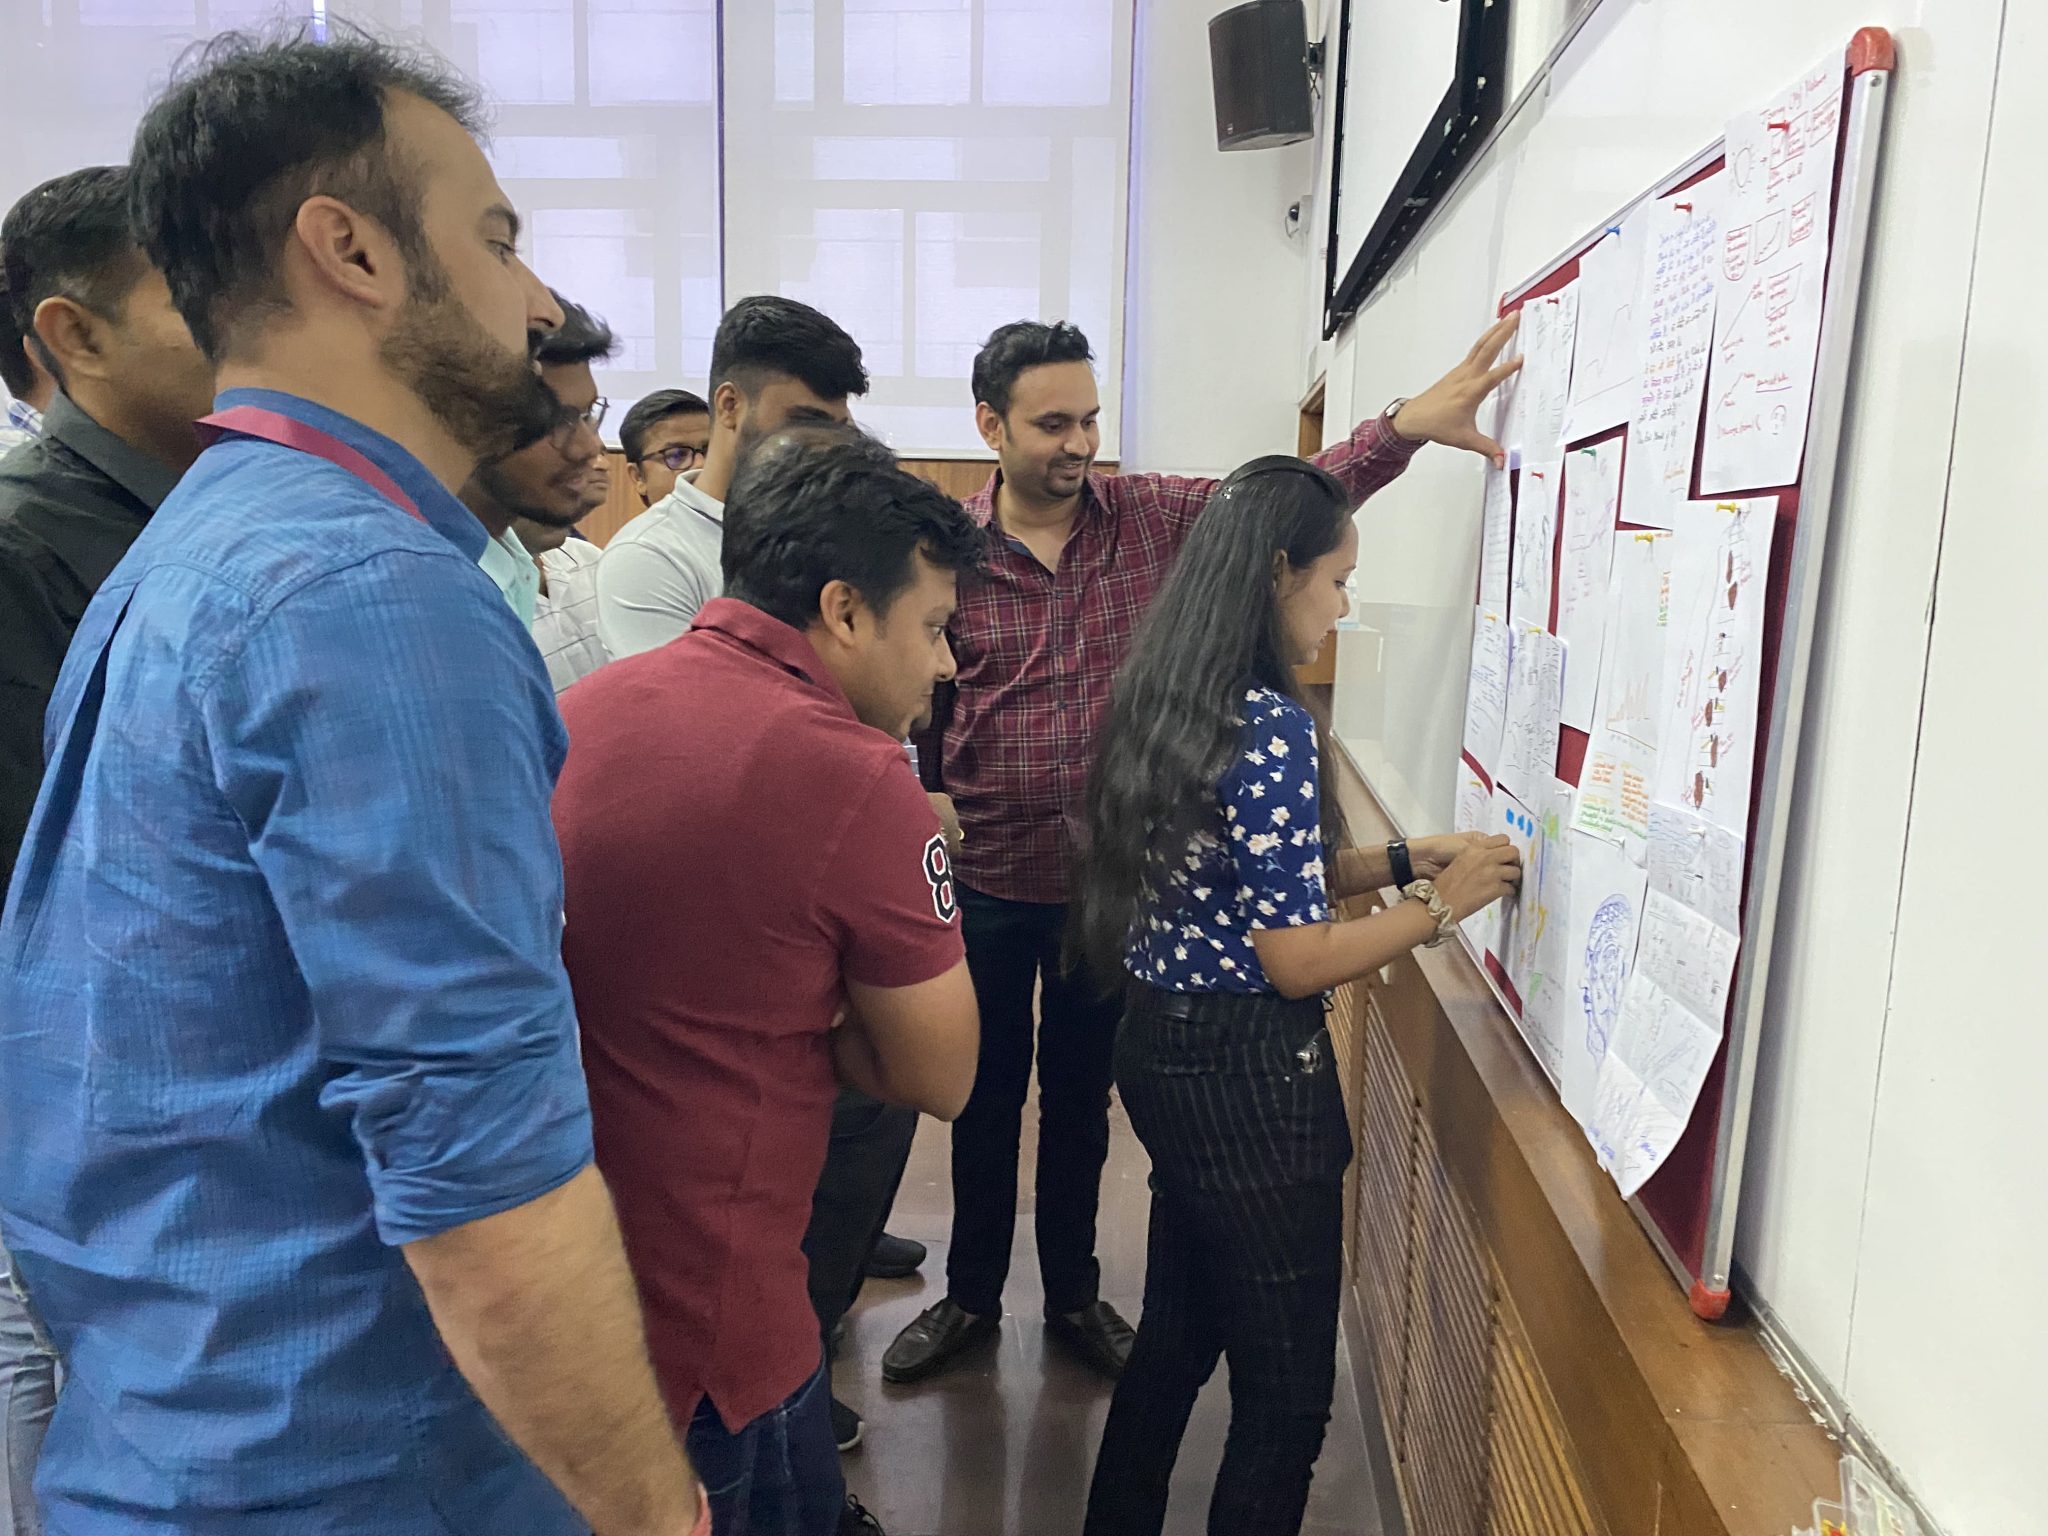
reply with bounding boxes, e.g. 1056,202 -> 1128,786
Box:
379,248 -> 559,465
471,454 -> 597,531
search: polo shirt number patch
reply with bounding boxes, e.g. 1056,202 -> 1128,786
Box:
923,834 -> 958,924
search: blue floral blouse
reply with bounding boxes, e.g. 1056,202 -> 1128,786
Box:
1125,687 -> 1332,994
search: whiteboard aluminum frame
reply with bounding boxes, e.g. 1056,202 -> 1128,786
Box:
1474,48 -> 1895,1310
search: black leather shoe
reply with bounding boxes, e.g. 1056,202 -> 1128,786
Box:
864,1231 -> 927,1280
881,1298 -> 998,1384
1045,1300 -> 1135,1379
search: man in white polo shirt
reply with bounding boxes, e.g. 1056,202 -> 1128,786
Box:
594,295 -> 867,658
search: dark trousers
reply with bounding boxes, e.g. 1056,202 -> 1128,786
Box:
1083,984 -> 1353,1536
945,885 -> 1120,1318
687,1360 -> 843,1536
803,1087 -> 920,1343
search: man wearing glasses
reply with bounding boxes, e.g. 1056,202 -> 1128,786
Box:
619,388 -> 712,508
463,293 -> 616,693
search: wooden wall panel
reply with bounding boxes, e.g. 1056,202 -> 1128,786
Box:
1319,718 -> 1837,1536
1354,989 -> 1416,1446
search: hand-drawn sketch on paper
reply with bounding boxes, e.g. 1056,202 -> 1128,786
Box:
1564,216 -> 1647,442
1479,464 -> 1513,612
1556,441 -> 1622,730
1571,529 -> 1675,854
1647,802 -> 1746,933
1511,460 -> 1561,631
1497,625 -> 1563,806
1454,756 -> 1502,960
1657,497 -> 1776,836
1623,179 -> 1723,529
1500,284 -> 1580,459
1558,832 -> 1647,1127
1702,56 -> 1845,493
1462,608 -> 1512,778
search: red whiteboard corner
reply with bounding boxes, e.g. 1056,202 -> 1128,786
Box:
1689,1279 -> 1733,1323
1849,26 -> 1895,76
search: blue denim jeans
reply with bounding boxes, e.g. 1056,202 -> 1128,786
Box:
0,1243 -> 56,1536
686,1360 -> 842,1536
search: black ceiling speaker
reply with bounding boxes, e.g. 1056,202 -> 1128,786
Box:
1209,0 -> 1316,151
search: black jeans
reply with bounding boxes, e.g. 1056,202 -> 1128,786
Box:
945,885 -> 1121,1318
803,1088 -> 920,1344
1083,984 -> 1353,1536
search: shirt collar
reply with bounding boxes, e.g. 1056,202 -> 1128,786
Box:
972,466 -> 1105,541
656,467 -> 725,527
211,387 -> 487,561
5,398 -> 42,437
42,393 -> 180,512
691,597 -> 856,718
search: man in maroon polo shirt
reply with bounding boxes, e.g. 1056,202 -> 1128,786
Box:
887,314 -> 1526,1385
554,424 -> 985,1536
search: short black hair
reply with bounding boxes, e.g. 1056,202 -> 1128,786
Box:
535,290 -> 616,368
619,388 -> 710,462
708,295 -> 868,406
971,320 -> 1095,419
129,26 -> 485,361
723,423 -> 984,631
2,167 -> 147,383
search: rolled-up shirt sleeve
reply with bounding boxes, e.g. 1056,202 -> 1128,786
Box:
204,550 -> 593,1245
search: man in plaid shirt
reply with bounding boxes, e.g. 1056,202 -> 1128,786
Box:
884,315 -> 1525,1384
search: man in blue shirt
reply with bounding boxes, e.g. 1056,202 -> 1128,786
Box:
0,32 -> 703,1536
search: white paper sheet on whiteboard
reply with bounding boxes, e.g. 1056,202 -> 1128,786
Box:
1563,216 -> 1647,442
1510,460 -> 1560,630
1701,56 -> 1845,494
1479,464 -> 1513,612
1622,177 -> 1724,529
1462,607 -> 1511,778
1498,626 -> 1563,807
1454,757 -> 1503,962
1556,443 -> 1622,731
1500,282 -> 1580,459
1655,497 -> 1777,836
1559,831 -> 1648,1127
1572,528 -> 1676,857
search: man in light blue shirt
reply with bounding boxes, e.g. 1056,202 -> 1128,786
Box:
0,33 -> 703,1536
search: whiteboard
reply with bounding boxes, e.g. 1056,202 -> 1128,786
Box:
1315,1 -> 2031,1530
1329,0 -> 1463,285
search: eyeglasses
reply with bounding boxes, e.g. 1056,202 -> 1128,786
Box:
643,444 -> 706,473
550,395 -> 610,446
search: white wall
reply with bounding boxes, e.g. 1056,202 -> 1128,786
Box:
1288,1 -> 2035,1529
1840,5 -> 2048,1522
1118,0 -> 1317,474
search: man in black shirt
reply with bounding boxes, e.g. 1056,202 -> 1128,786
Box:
0,165 -> 213,886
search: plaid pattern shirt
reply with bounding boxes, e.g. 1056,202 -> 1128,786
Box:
941,411 -> 1422,903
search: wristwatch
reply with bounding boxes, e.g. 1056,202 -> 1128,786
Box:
1385,397 -> 1424,443
1403,879 -> 1456,948
1386,839 -> 1415,888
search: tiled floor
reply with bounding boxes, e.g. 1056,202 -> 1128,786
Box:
834,1088 -> 1389,1536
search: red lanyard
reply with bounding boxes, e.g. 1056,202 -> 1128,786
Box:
198,405 -> 426,524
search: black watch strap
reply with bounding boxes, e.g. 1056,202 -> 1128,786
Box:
1387,839 -> 1415,889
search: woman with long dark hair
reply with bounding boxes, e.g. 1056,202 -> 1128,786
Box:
1072,457 -> 1521,1536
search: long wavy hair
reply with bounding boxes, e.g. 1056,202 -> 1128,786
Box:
1069,456 -> 1355,989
